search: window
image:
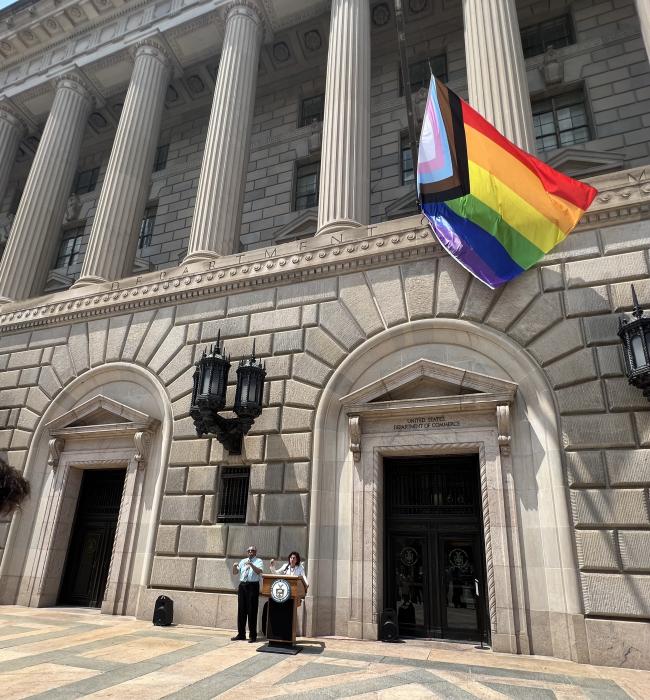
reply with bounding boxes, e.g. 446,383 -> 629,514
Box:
521,15 -> 574,59
138,203 -> 157,249
400,133 -> 415,185
400,55 -> 447,95
217,467 -> 250,523
532,89 -> 590,152
73,167 -> 99,195
294,160 -> 320,210
154,144 -> 169,172
55,224 -> 85,269
300,94 -> 325,126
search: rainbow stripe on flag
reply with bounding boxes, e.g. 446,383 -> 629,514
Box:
417,79 -> 598,288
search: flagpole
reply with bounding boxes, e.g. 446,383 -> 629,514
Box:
394,0 -> 420,210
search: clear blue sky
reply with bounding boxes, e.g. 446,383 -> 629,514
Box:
0,0 -> 18,9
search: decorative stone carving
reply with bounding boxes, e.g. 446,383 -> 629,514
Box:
496,404 -> 511,456
349,415 -> 361,462
542,46 -> 564,85
134,430 -> 152,470
65,194 -> 81,222
304,29 -> 322,51
47,437 -> 64,469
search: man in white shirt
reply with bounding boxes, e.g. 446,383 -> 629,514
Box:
231,545 -> 264,642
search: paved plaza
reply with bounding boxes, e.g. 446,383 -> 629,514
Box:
0,607 -> 648,699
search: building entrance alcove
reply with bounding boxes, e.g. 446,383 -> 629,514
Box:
385,454 -> 489,643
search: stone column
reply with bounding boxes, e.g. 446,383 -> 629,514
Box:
184,3 -> 263,262
316,0 -> 370,236
636,0 -> 650,64
0,76 -> 92,303
0,104 -> 25,214
76,41 -> 171,286
463,0 -> 536,153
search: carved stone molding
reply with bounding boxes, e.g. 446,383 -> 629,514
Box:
496,404 -> 511,457
47,437 -> 65,469
133,430 -> 152,470
349,415 -> 361,462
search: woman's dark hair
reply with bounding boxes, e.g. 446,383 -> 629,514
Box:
0,457 -> 30,516
287,551 -> 301,565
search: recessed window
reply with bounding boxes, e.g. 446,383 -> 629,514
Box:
73,167 -> 99,195
55,224 -> 85,269
217,467 -> 250,523
532,88 -> 590,152
154,144 -> 169,172
138,203 -> 157,249
299,94 -> 325,126
294,160 -> 320,210
400,133 -> 415,185
400,55 -> 447,95
521,15 -> 574,59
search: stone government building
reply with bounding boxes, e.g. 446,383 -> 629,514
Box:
0,0 -> 649,669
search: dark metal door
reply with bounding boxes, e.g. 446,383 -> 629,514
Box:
58,469 -> 126,608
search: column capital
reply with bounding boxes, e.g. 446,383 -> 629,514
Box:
0,100 -> 27,137
52,71 -> 95,106
132,37 -> 173,68
225,0 -> 268,37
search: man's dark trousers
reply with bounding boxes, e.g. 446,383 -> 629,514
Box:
237,581 -> 259,639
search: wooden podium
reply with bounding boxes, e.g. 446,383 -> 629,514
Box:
259,574 -> 307,654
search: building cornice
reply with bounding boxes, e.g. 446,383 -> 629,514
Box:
0,165 -> 648,334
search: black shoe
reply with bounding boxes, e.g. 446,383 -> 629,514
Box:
248,637 -> 257,643
231,635 -> 245,641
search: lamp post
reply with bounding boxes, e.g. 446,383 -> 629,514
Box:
618,284 -> 650,402
190,332 -> 266,453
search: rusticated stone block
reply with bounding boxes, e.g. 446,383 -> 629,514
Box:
194,558 -> 237,591
8,349 -> 42,370
564,286 -> 610,318
210,435 -> 264,464
203,495 -> 216,524
583,314 -> 620,346
284,380 -> 320,408
576,530 -> 619,571
0,370 -> 19,389
596,345 -> 623,377
302,304 -> 318,326
565,451 -> 606,487
293,353 -> 332,387
136,307 -> 174,366
281,407 -> 314,432
260,494 -> 309,525
279,526 -> 308,560
176,296 -> 226,324
26,387 -> 48,414
155,525 -> 179,554
250,307 -> 300,334
544,229 -> 599,263
436,257 -> 470,317
566,251 -> 647,288
610,278 -> 650,312
265,380 -> 284,406
338,273 -> 384,336
304,327 -> 345,367
88,319 -> 109,367
509,292 -> 563,346
149,324 -> 187,374
160,495 -> 203,524
18,367 -> 38,387
527,319 -> 584,367
366,265 -> 407,326
460,277 -> 497,322
402,260 -> 435,320
17,408 -> 38,431
284,462 -> 310,492
582,573 -> 650,617
160,346 -> 194,385
187,466 -> 219,493
169,439 -> 210,466
486,271 -> 540,331
273,329 -> 303,355
265,433 -> 311,461
605,377 -> 649,411
277,278 -> 338,308
635,412 -> 650,447
250,463 -> 284,493
557,381 -> 605,414
51,345 -> 75,385
150,556 -> 196,589
546,349 -> 598,388
541,264 -> 563,291
122,310 -> 156,361
572,489 -> 648,527
602,220 -> 650,255
105,315 -> 130,363
0,388 -> 28,408
226,525 -> 279,558
227,289 -> 275,315
263,355 -> 291,380
29,326 -> 70,349
201,314 -> 249,342
178,525 -> 228,556
319,300 -> 365,350
605,450 -> 650,485
563,412 -> 635,451
619,531 -> 650,571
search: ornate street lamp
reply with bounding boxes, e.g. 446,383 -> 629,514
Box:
190,332 -> 267,453
618,285 -> 650,401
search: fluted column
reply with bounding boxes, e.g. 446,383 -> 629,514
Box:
636,0 -> 650,64
463,0 -> 536,153
316,0 -> 370,236
184,3 -> 263,262
0,76 -> 92,303
76,41 -> 171,285
0,104 -> 25,215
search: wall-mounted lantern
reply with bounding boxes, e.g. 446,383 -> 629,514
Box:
618,284 -> 650,402
190,331 -> 266,454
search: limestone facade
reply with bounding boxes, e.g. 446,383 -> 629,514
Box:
0,0 -> 649,672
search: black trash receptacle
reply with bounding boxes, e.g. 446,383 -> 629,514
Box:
153,595 -> 174,626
